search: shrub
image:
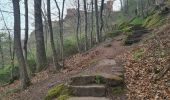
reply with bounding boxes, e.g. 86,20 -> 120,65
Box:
130,17 -> 145,25
63,36 -> 78,57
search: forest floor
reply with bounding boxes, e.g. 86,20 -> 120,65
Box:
0,34 -> 136,100
2,23 -> 170,100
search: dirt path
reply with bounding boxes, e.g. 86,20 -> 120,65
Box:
2,36 -> 134,100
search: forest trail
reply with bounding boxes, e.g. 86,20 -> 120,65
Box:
2,34 -> 136,100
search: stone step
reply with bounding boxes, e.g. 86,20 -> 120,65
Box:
70,73 -> 123,86
70,85 -> 106,97
70,75 -> 96,85
67,97 -> 110,100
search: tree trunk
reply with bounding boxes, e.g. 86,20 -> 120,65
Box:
24,0 -> 32,77
76,0 -> 81,52
24,0 -> 28,60
83,0 -> 88,51
120,0 -> 123,11
34,0 -> 47,72
42,0 -> 49,52
100,0 -> 105,41
12,0 -> 30,89
90,0 -> 94,48
94,0 -> 100,43
47,0 -> 61,70
61,0 -> 65,67
0,36 -> 4,68
140,0 -> 144,18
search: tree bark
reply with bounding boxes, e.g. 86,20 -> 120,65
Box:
24,0 -> 28,60
76,0 -> 81,52
100,0 -> 105,41
94,0 -> 100,43
47,0 -> 60,70
34,0 -> 47,72
24,0 -> 32,77
54,0 -> 65,67
83,0 -> 88,51
12,0 -> 30,89
90,0 -> 94,48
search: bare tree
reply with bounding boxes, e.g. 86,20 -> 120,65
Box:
54,0 -> 65,67
90,0 -> 94,48
100,0 -> 105,40
47,0 -> 61,70
34,0 -> 47,71
24,0 -> 28,60
94,0 -> 100,43
0,34 -> 4,68
42,0 -> 49,51
0,8 -> 15,82
60,0 -> 65,67
76,0 -> 81,52
12,0 -> 30,89
83,0 -> 88,51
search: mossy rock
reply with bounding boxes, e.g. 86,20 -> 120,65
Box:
45,84 -> 71,100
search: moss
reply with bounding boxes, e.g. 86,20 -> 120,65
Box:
57,95 -> 70,100
45,84 -> 71,100
112,86 -> 125,94
108,75 -> 123,81
95,75 -> 104,84
143,12 -> 163,28
133,48 -> 145,60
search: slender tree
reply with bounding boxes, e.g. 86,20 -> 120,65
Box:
83,0 -> 88,51
120,0 -> 123,11
23,0 -> 32,77
34,0 -> 47,71
140,0 -> 144,18
24,0 -> 28,60
47,0 -> 60,70
76,0 -> 81,52
12,0 -> 30,89
90,0 -> 94,48
54,0 -> 65,67
100,0 -> 105,40
42,0 -> 49,51
60,0 -> 65,67
0,34 -> 4,68
0,8 -> 15,81
94,0 -> 100,43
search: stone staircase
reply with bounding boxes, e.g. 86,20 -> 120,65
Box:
67,73 -> 124,100
124,25 -> 149,45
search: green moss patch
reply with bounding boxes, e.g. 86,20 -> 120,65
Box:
45,84 -> 71,100
143,12 -> 163,28
112,86 -> 125,94
57,95 -> 70,100
95,75 -> 105,84
133,48 -> 145,60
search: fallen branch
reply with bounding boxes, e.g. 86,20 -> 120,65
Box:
155,64 -> 170,80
